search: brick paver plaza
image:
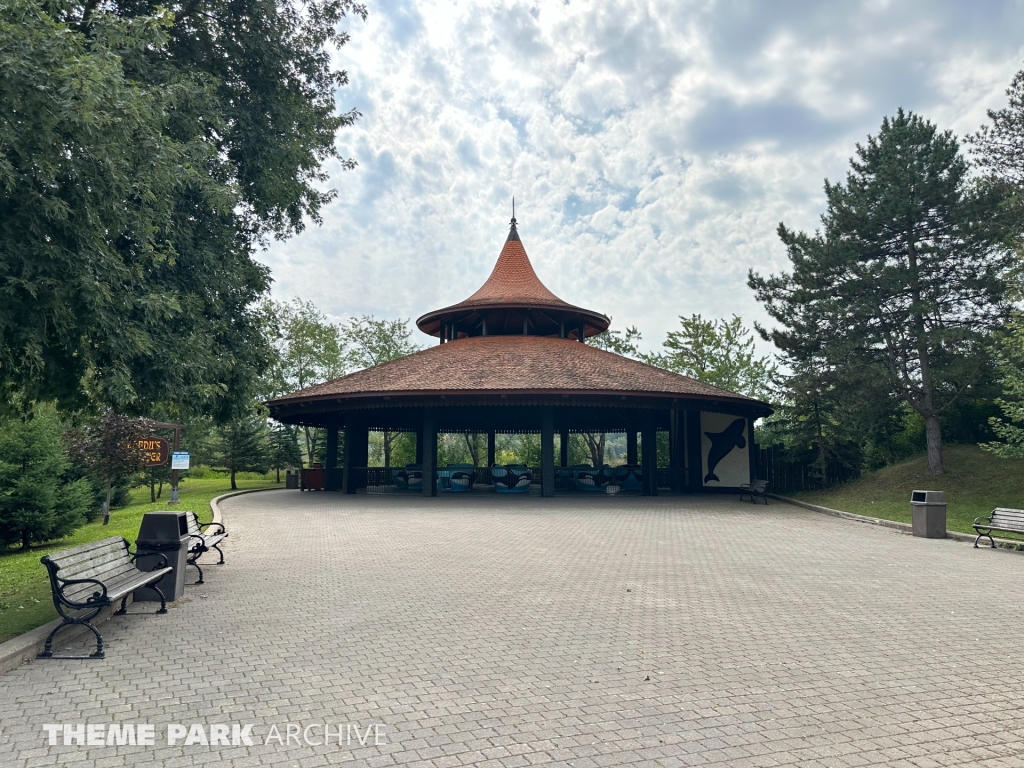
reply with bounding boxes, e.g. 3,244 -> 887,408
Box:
3,491 -> 1024,767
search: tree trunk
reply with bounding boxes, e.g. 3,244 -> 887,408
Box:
384,431 -> 392,469
924,414 -> 944,475
230,468 -> 237,490
157,480 -> 163,499
276,466 -> 281,483
584,433 -> 604,467
102,480 -> 111,525
150,478 -> 156,503
22,531 -> 31,550
464,434 -> 481,466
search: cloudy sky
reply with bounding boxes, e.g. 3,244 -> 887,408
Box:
261,0 -> 1024,354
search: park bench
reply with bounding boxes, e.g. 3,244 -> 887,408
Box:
184,511 -> 227,584
38,536 -> 171,659
739,479 -> 769,504
972,507 -> 1024,548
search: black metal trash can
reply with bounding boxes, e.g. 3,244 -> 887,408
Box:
285,470 -> 299,489
135,511 -> 190,602
911,490 -> 946,539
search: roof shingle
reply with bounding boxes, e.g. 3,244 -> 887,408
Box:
270,335 -> 764,407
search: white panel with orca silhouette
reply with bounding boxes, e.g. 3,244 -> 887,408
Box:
700,413 -> 750,487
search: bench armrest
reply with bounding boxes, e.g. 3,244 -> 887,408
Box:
197,521 -> 226,535
128,549 -> 169,570
973,516 -> 994,527
56,577 -> 109,607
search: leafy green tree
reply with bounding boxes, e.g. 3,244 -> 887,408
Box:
341,316 -> 420,370
0,403 -> 92,550
647,314 -> 776,401
211,415 -> 272,490
750,110 -> 1012,475
0,0 -> 363,414
981,316 -> 1024,458
271,299 -> 346,462
340,316 -> 420,467
589,326 -> 642,357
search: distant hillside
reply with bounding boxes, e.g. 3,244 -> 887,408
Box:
796,444 -> 1024,537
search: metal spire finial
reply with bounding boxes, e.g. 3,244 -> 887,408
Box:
506,197 -> 521,242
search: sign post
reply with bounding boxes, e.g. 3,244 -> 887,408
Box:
169,424 -> 183,504
148,421 -> 184,504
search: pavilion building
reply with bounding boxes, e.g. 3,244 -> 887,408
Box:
267,216 -> 772,495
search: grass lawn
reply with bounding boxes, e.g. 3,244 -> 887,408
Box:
795,444 -> 1024,540
0,476 -> 279,644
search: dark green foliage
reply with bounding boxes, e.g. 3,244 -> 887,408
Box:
0,403 -> 92,550
750,109 -> 1012,475
969,67 -> 1024,240
589,326 -> 643,357
211,416 -> 271,490
982,318 -> 1024,458
646,315 -> 776,401
0,0 -> 363,414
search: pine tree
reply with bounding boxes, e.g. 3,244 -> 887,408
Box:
750,110 -> 1012,474
0,403 -> 92,550
212,415 -> 272,490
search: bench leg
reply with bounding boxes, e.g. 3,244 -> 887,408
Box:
189,559 -> 204,585
115,595 -> 129,615
152,583 -> 168,614
37,618 -> 104,660
212,542 -> 225,565
974,529 -> 996,549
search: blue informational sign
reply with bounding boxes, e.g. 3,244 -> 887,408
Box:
171,452 -> 190,470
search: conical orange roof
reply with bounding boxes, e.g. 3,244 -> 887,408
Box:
417,218 -> 609,340
457,221 -> 570,307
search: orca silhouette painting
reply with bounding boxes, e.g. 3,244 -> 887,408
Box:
704,418 -> 747,484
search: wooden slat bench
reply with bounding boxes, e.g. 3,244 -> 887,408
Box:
973,507 -> 1024,548
184,511 -> 227,584
38,537 -> 172,659
739,479 -> 769,504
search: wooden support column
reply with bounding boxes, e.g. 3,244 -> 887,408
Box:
344,416 -> 368,493
626,430 -> 638,466
641,420 -> 658,496
343,420 -> 355,494
415,425 -> 424,464
325,424 -> 340,491
748,416 -> 758,483
422,408 -> 437,497
687,410 -> 703,491
559,428 -> 569,467
541,408 -> 555,497
669,409 -> 684,492
487,430 -> 496,467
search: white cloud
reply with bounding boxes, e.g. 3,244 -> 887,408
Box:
261,0 -> 1024,353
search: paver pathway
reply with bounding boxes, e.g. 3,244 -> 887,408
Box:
2,491 -> 1024,767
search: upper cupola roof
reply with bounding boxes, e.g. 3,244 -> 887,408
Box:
416,217 -> 610,340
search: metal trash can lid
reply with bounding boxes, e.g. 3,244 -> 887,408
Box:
911,490 -> 945,504
135,539 -> 183,551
